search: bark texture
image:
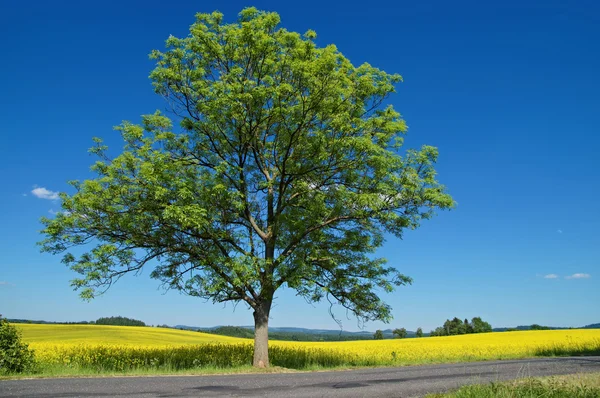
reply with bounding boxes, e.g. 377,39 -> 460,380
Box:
252,301 -> 271,367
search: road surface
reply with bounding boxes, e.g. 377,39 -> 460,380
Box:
1,356 -> 599,397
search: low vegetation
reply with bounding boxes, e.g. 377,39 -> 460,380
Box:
0,317 -> 36,374
7,324 -> 599,376
426,373 -> 600,398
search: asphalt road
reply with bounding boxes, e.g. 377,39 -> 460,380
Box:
1,357 -> 599,398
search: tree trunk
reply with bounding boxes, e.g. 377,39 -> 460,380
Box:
253,300 -> 271,367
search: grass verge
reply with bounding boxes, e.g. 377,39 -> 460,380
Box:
0,364 -> 303,380
426,373 -> 600,398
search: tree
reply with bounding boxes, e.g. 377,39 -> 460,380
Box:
392,327 -> 407,339
432,316 -> 491,336
464,318 -> 473,334
415,327 -> 423,337
38,8 -> 454,367
442,317 -> 466,335
471,317 -> 492,333
0,316 -> 36,374
443,319 -> 452,335
430,327 -> 446,337
374,330 -> 384,340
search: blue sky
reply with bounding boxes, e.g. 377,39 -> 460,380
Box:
1,0 -> 598,332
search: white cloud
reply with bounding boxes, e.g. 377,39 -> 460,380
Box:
543,274 -> 558,279
22,193 -> 27,197
31,187 -> 59,200
0,281 -> 14,286
566,273 -> 591,279
557,229 -> 563,234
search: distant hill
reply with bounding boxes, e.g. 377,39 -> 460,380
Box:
583,323 -> 600,329
493,326 -> 560,332
175,325 -> 377,341
176,325 -> 413,336
174,325 -> 419,341
493,323 -> 600,332
14,323 -> 238,345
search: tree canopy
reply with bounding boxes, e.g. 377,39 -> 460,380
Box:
430,317 -> 491,336
39,7 -> 454,367
392,327 -> 408,338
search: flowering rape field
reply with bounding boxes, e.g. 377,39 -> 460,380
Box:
18,324 -> 241,345
16,324 -> 600,372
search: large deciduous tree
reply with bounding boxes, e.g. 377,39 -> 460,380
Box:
39,8 -> 454,367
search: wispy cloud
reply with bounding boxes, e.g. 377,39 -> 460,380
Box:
543,274 -> 559,279
557,229 -> 563,234
565,273 -> 591,279
31,187 -> 59,200
0,281 -> 15,286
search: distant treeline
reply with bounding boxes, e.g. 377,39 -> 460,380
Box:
196,326 -> 374,341
95,316 -> 145,327
493,324 -> 594,332
7,316 -> 145,327
430,317 -> 492,336
7,319 -> 94,325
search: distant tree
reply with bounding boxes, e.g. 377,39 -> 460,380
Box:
374,330 -> 384,340
208,326 -> 255,338
392,327 -> 407,339
430,327 -> 446,337
464,318 -> 473,334
453,317 -> 467,335
443,319 -> 451,335
471,317 -> 492,333
442,317 -> 465,335
530,324 -> 550,331
415,327 -> 423,337
433,316 -> 491,336
95,316 -> 145,327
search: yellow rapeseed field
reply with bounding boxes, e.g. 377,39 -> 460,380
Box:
15,324 -> 600,372
17,323 -> 244,345
274,329 -> 600,365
